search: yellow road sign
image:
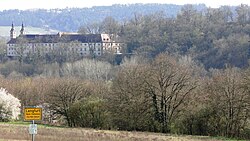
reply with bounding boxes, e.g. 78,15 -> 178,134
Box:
24,107 -> 42,121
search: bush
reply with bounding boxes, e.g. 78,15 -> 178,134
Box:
241,127 -> 250,140
68,97 -> 111,129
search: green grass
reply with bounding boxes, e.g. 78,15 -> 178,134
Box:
0,26 -> 58,37
5,121 -> 30,125
0,121 -> 64,129
211,136 -> 247,141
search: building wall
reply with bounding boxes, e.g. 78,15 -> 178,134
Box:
101,33 -> 122,54
7,42 -> 104,57
7,33 -> 122,57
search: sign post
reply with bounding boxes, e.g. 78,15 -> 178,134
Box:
24,107 -> 42,141
29,120 -> 37,141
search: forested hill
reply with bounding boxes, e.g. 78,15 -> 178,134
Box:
1,3 -> 249,70
0,3 -> 207,31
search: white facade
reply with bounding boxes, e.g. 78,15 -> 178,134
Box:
7,32 -> 122,57
7,42 -> 104,57
101,34 -> 122,54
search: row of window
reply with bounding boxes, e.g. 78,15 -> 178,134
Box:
8,43 -> 122,50
103,38 -> 110,41
8,51 -> 101,56
8,48 -> 16,50
8,52 -> 23,55
104,42 -> 123,46
8,48 -> 102,53
8,47 -> 101,51
8,43 -> 102,47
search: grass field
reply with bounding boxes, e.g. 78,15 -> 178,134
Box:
0,122 -> 232,141
0,26 -> 58,37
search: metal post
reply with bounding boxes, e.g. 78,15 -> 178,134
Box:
32,120 -> 35,141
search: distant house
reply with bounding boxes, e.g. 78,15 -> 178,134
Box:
6,23 -> 122,57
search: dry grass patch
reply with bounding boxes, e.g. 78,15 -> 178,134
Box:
0,123 -> 223,141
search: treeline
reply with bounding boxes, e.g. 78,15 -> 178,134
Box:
88,4 -> 249,70
0,4 -> 205,31
0,54 -> 249,139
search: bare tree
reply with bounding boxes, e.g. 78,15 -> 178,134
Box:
78,22 -> 102,34
14,37 -> 29,64
206,67 -> 250,137
111,59 -> 152,131
146,53 -> 197,133
60,58 -> 112,81
111,54 -> 197,132
47,79 -> 91,127
100,17 -> 120,34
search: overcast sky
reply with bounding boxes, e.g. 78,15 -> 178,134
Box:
0,0 -> 249,10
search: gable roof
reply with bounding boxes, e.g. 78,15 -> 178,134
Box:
7,33 -> 102,44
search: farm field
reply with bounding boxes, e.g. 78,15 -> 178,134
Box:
0,123 -> 230,141
0,26 -> 58,37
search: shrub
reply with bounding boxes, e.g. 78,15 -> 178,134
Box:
68,97 -> 111,129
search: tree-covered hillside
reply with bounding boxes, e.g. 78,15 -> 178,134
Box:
0,4 -> 207,31
0,4 -> 249,70
80,4 -> 249,70
0,4 -> 250,140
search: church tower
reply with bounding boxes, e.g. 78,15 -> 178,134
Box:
10,22 -> 16,39
20,22 -> 24,35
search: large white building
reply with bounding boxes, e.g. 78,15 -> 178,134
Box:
7,23 -> 122,57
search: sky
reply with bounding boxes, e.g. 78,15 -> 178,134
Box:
0,0 -> 249,10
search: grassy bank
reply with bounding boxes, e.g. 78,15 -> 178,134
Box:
0,122 -> 237,141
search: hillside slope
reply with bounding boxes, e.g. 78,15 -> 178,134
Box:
0,4 -> 207,31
